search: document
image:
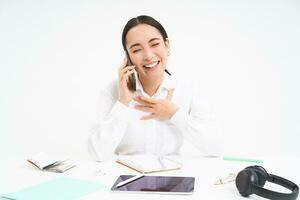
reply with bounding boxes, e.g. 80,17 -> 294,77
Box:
116,155 -> 182,174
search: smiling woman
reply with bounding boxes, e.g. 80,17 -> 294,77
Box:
88,15 -> 222,161
121,15 -> 171,98
125,24 -> 169,95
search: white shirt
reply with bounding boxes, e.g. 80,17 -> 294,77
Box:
88,74 -> 222,161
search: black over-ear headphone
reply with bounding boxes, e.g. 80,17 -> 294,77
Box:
236,165 -> 299,200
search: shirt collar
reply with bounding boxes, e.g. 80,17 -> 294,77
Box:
159,73 -> 175,91
135,73 -> 175,95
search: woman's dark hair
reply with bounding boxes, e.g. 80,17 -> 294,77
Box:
122,15 -> 171,75
122,15 -> 168,51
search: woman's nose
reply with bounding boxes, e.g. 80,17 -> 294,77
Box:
143,47 -> 155,61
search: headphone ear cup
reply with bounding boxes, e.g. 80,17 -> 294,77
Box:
236,169 -> 258,197
246,166 -> 268,187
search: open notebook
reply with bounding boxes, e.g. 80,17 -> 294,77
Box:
26,152 -> 75,173
116,155 -> 182,174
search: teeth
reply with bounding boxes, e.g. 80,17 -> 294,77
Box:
145,61 -> 158,68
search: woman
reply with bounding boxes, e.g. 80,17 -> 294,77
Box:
88,15 -> 222,161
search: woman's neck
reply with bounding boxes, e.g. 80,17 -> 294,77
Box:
140,75 -> 164,97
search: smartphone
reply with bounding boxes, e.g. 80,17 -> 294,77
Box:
125,52 -> 136,91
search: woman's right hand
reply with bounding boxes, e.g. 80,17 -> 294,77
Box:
118,58 -> 136,106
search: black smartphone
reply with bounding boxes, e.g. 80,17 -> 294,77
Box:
125,52 -> 136,91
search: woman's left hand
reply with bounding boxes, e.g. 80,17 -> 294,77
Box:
134,89 -> 178,121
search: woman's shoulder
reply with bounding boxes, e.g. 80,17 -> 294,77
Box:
173,74 -> 209,102
172,74 -> 196,91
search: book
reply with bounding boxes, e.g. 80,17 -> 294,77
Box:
116,155 -> 182,174
27,152 -> 76,173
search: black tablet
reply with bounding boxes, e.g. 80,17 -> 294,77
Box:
111,175 -> 195,195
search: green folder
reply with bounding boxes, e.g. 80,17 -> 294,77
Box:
1,177 -> 104,200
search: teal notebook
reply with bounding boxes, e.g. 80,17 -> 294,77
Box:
1,177 -> 104,200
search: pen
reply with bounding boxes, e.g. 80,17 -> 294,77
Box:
116,174 -> 144,188
214,173 -> 236,185
223,156 -> 263,163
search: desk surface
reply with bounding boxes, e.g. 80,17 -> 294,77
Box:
1,154 -> 299,200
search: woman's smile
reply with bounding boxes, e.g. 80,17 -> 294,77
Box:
143,61 -> 160,72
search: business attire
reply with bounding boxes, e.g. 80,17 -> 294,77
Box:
88,74 -> 222,161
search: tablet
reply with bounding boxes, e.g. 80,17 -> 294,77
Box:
111,175 -> 195,195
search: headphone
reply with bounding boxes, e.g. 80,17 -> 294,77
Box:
236,165 -> 299,200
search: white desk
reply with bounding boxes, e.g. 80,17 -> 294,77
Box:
1,155 -> 299,199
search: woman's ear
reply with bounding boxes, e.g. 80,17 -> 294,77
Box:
165,38 -> 170,55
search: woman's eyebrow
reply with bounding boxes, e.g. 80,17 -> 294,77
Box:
129,43 -> 141,49
129,38 -> 161,49
149,38 -> 160,43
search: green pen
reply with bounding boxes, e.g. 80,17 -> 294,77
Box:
223,156 -> 263,163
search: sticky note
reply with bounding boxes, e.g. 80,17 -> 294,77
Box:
1,177 -> 104,200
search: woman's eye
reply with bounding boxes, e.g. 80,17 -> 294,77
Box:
151,43 -> 159,47
132,49 -> 141,53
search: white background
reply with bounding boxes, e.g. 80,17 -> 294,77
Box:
0,0 -> 299,159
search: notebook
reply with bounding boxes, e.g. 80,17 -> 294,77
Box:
27,152 -> 76,173
116,155 -> 182,174
1,177 -> 104,200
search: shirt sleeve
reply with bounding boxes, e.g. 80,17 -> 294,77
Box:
88,85 -> 133,161
169,86 -> 223,157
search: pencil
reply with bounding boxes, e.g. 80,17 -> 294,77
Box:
223,156 -> 263,163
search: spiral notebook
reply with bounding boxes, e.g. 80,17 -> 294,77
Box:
116,155 -> 182,174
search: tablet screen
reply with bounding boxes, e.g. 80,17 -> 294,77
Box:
111,175 -> 195,195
